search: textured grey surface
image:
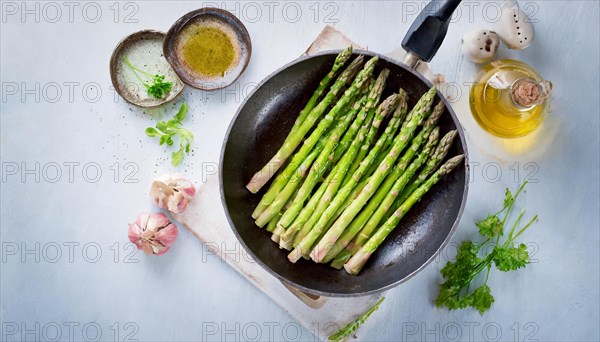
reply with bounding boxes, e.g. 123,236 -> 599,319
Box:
1,1 -> 599,341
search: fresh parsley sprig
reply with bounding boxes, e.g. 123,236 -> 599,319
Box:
435,181 -> 538,314
123,56 -> 173,99
146,102 -> 194,166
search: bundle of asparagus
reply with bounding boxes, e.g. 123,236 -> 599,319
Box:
246,48 -> 464,275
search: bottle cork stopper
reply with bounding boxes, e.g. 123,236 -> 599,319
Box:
511,79 -> 542,107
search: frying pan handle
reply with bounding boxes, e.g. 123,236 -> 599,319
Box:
282,282 -> 327,309
401,0 -> 462,65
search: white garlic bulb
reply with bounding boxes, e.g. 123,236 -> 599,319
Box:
495,0 -> 534,50
461,29 -> 501,63
150,174 -> 196,214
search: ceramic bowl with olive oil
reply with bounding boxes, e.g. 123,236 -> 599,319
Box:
164,8 -> 252,90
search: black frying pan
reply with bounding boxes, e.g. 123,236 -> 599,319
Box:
220,0 -> 468,297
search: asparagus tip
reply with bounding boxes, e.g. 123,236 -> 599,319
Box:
379,68 -> 391,79
364,55 -> 379,68
397,88 -> 408,105
441,154 -> 465,175
435,130 -> 458,157
428,101 -> 446,124
429,127 -> 441,144
376,94 -> 401,120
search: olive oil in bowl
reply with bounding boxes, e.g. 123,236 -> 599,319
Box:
181,26 -> 236,78
164,8 -> 252,90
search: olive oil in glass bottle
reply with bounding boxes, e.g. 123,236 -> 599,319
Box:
469,59 -> 552,138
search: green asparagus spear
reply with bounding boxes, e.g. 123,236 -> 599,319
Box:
255,101 -> 359,228
284,110 -> 374,240
280,105 -> 370,240
278,89 -> 372,237
285,82 -> 392,243
288,93 -> 402,263
381,129 -> 458,226
266,82 -> 372,233
363,89 -> 409,177
323,96 -> 410,258
329,80 -> 375,164
354,128 -> 442,255
278,232 -> 295,250
323,126 -> 441,263
291,94 -> 402,259
279,70 -> 388,232
266,212 -> 282,233
287,47 -> 352,134
285,180 -> 327,242
344,154 -> 465,274
254,129 -> 329,224
270,185 -> 299,238
291,176 -> 368,248
397,129 -> 458,205
341,83 -> 399,187
311,88 -> 438,262
275,185 -> 306,248
247,55 -> 365,195
271,224 -> 285,240
328,297 -> 385,341
331,129 -> 457,269
358,93 -> 410,185
321,102 -> 445,262
277,74 -> 385,229
251,57 -> 370,219
330,249 -> 353,269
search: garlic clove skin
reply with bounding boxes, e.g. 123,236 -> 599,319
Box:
154,223 -> 179,247
128,212 -> 179,256
146,211 -> 171,230
495,1 -> 534,50
128,218 -> 144,249
150,174 -> 196,214
461,29 -> 501,63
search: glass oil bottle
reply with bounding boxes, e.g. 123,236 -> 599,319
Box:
469,59 -> 552,138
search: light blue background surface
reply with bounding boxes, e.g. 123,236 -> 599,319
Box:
1,1 -> 599,341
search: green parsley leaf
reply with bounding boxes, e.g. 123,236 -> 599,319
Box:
503,187 -> 514,208
468,285 -> 495,315
156,121 -> 170,132
493,243 -> 529,272
476,214 -> 503,239
171,147 -> 185,167
122,56 -> 173,99
436,284 -> 471,311
435,182 -> 537,314
146,102 -> 194,166
175,102 -> 188,122
441,241 -> 480,284
146,75 -> 173,99
145,127 -> 160,137
159,135 -> 167,146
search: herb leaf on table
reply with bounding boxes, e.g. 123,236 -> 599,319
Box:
435,181 -> 538,314
146,102 -> 194,166
123,56 -> 173,99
